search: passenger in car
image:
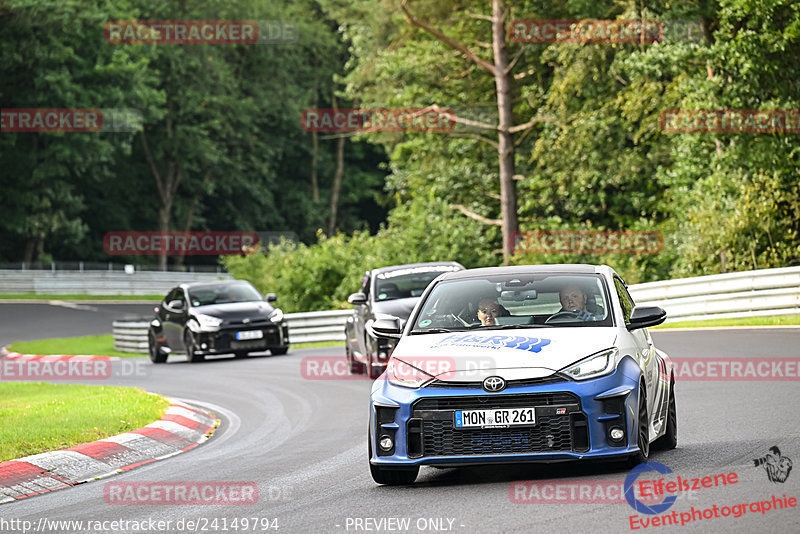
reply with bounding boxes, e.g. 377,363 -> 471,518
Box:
476,297 -> 512,326
477,297 -> 501,326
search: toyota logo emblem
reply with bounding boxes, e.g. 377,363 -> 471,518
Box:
482,376 -> 506,392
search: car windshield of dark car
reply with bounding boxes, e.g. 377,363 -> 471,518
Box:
374,266 -> 459,301
411,273 -> 612,332
188,284 -> 262,306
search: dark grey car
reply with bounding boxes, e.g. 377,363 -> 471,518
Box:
344,262 -> 464,378
148,280 -> 289,363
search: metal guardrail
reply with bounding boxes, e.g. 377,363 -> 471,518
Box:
629,266 -> 800,322
112,310 -> 352,353
0,261 -> 227,272
113,319 -> 151,353
110,267 -> 800,351
284,310 -> 351,344
0,270 -> 232,295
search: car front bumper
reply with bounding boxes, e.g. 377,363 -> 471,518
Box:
369,356 -> 643,467
194,323 -> 289,355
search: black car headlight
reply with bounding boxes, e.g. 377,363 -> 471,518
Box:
269,308 -> 284,323
195,313 -> 223,329
560,348 -> 619,381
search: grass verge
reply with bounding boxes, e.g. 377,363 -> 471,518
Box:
0,382 -> 169,462
0,293 -> 161,301
654,315 -> 800,329
8,335 -> 147,358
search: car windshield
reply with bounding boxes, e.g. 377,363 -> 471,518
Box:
188,283 -> 262,306
411,273 -> 612,332
374,266 -> 461,301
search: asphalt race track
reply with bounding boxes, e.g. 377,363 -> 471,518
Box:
2,303 -> 799,533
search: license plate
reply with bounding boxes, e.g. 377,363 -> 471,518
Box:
235,330 -> 263,341
454,407 -> 536,429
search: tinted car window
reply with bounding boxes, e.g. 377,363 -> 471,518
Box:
614,276 -> 635,324
360,273 -> 370,298
188,283 -> 262,306
165,288 -> 184,308
374,266 -> 460,301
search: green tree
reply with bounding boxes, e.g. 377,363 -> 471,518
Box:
0,0 -> 158,263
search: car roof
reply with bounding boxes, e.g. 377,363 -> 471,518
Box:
436,263 -> 611,281
179,280 -> 254,290
370,261 -> 464,276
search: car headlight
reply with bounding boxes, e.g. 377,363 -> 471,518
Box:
269,308 -> 284,323
195,314 -> 223,329
387,358 -> 435,388
561,348 -> 619,381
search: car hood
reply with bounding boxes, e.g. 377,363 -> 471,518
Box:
373,298 -> 419,321
391,328 -> 618,381
192,301 -> 273,320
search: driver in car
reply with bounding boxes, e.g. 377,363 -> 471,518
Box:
557,284 -> 597,321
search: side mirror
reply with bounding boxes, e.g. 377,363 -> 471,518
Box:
265,293 -> 277,302
367,316 -> 403,339
627,306 -> 667,331
167,299 -> 184,311
348,292 -> 368,305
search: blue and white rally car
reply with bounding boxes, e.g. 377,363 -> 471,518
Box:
368,264 -> 677,485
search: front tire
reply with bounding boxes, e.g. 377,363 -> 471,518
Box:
347,343 -> 364,375
148,330 -> 167,363
184,330 -> 204,363
653,379 -> 677,450
628,384 -> 650,467
270,347 -> 289,356
367,351 -> 382,379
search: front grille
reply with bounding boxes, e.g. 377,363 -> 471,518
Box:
421,417 -> 573,456
414,392 -> 577,411
230,339 -> 269,350
226,318 -> 271,327
212,327 -> 281,351
409,393 -> 588,457
427,375 -> 569,389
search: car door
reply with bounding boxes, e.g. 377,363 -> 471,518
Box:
162,288 -> 188,349
353,273 -> 371,360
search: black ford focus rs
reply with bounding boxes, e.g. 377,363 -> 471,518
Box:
148,280 -> 290,363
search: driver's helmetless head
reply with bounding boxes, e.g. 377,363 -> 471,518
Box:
560,284 -> 588,312
477,297 -> 501,326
